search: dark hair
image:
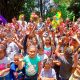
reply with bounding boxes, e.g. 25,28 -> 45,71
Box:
23,35 -> 28,54
14,54 -> 19,57
43,58 -> 53,67
37,45 -> 44,50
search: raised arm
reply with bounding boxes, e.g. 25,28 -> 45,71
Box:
55,45 -> 61,57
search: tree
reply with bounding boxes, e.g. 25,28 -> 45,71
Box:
45,0 -> 74,20
22,0 -> 35,21
0,0 -> 24,22
68,0 -> 80,20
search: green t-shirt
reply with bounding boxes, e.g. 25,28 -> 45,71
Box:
23,55 -> 41,76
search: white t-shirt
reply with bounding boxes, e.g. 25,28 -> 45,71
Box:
40,68 -> 56,79
6,42 -> 19,62
0,57 -> 10,77
18,20 -> 27,31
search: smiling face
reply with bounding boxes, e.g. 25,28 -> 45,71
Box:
38,48 -> 44,55
28,46 -> 36,58
44,63 -> 50,69
44,37 -> 51,45
14,55 -> 20,65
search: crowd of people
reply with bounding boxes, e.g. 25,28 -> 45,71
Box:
0,12 -> 80,80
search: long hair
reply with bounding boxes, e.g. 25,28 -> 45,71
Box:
23,35 -> 28,54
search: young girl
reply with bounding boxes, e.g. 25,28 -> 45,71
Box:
10,54 -> 25,80
44,37 -> 52,57
39,58 -> 57,80
32,37 -> 38,48
0,44 -> 10,80
23,45 -> 41,80
38,45 -> 48,61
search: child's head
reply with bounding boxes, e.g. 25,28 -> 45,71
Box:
43,58 -> 53,70
28,45 -> 37,58
38,45 -> 44,55
32,37 -> 37,45
14,54 -> 20,65
44,37 -> 51,45
0,44 -> 6,59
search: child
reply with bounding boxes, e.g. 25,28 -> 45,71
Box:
23,45 -> 41,80
43,37 -> 52,57
0,44 -> 10,80
37,46 -> 48,69
10,54 -> 25,80
39,58 -> 57,80
38,46 -> 48,61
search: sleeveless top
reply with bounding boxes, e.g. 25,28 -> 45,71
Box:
44,45 -> 51,57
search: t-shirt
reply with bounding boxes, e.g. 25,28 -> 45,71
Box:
6,42 -> 19,62
38,54 -> 48,68
37,22 -> 44,30
44,46 -> 51,57
18,20 -> 27,31
10,62 -> 25,80
0,57 -> 10,77
23,55 -> 41,76
40,68 -> 56,78
38,54 -> 48,61
58,55 -> 73,79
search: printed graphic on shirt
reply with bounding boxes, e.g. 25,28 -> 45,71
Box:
26,63 -> 36,76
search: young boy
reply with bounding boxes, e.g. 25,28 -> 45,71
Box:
10,54 -> 25,80
23,45 -> 41,80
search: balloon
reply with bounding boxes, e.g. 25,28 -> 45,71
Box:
56,12 -> 61,18
19,14 -> 24,20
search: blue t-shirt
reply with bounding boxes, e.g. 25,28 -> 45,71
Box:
10,62 -> 25,80
23,55 -> 41,76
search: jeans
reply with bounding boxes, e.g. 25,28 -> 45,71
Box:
24,73 -> 38,80
0,73 -> 10,80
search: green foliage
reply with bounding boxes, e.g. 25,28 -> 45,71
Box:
0,0 -> 35,21
0,0 -> 79,21
53,0 -> 59,3
44,9 -> 56,19
0,0 -> 24,22
57,4 -> 74,20
45,0 -> 75,21
22,0 -> 35,21
68,0 -> 80,20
